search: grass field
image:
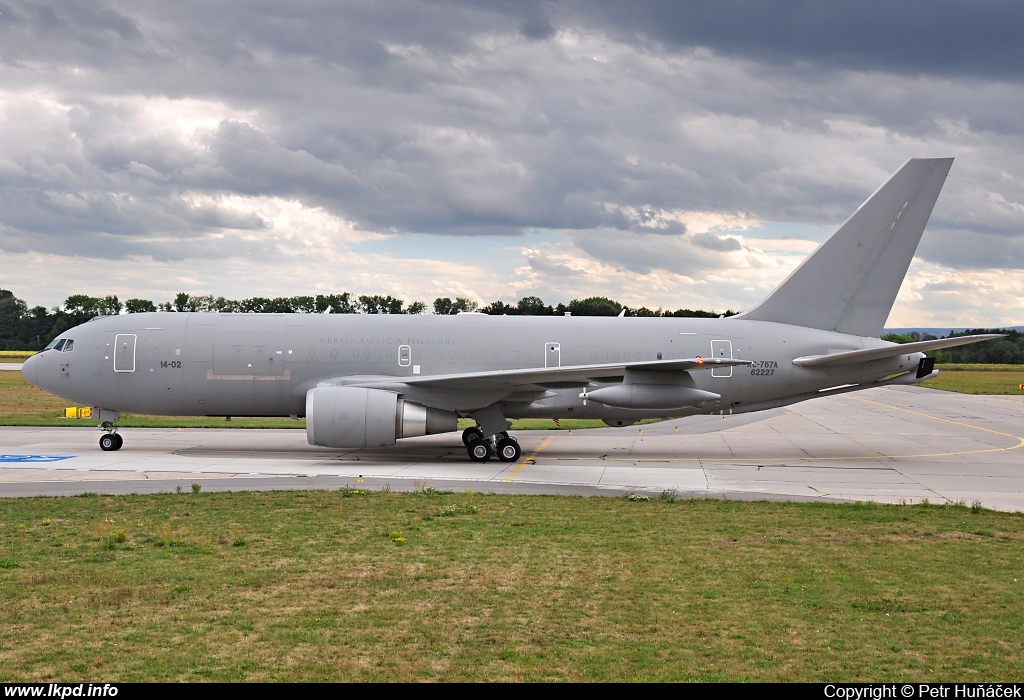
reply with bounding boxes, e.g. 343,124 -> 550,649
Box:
0,491 -> 1021,681
0,351 -> 35,361
920,365 -> 1024,395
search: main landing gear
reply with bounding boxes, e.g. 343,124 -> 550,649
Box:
462,426 -> 522,463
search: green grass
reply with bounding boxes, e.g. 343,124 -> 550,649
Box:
935,364 -> 1024,372
922,368 -> 1024,395
0,491 -> 1021,681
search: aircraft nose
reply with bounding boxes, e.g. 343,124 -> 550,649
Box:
21,353 -> 39,387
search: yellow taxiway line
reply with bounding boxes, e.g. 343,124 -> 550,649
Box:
504,435 -> 554,482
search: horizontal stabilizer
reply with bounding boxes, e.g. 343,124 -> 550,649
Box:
792,334 -> 1004,368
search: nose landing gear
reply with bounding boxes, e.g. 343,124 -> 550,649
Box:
96,410 -> 123,451
99,432 -> 123,451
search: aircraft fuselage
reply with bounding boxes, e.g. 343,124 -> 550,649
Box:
23,311 -> 925,422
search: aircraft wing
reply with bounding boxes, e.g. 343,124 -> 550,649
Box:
792,334 -> 1004,368
347,357 -> 753,392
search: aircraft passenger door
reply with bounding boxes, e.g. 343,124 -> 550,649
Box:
114,334 -> 137,373
710,339 -> 732,378
545,342 -> 561,368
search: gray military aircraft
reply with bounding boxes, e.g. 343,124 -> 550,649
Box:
22,157 -> 1001,462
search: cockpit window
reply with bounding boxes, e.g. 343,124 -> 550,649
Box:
63,339 -> 74,352
43,338 -> 61,351
53,339 -> 67,352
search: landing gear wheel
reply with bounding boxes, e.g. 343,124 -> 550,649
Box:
113,433 -> 123,450
496,437 -> 522,463
99,434 -> 118,451
462,426 -> 484,445
467,437 -> 492,463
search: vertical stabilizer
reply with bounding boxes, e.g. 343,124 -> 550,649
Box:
737,158 -> 953,337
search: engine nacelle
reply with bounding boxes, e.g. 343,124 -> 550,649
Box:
306,386 -> 457,448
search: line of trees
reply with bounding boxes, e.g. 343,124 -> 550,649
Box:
883,329 -> 1024,364
1,288 -> 738,351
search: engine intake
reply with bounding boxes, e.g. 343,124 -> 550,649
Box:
306,386 -> 456,448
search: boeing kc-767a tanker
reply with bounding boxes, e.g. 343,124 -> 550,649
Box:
21,158 -> 1000,462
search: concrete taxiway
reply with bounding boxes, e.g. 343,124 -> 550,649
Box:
1,386 -> 1022,510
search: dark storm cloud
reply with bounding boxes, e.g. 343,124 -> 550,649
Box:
576,0 -> 1024,80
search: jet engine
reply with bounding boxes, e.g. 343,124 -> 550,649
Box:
306,386 -> 457,448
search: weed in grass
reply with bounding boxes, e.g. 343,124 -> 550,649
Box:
660,490 -> 677,503
388,531 -> 406,544
626,493 -> 650,502
191,482 -> 202,494
154,523 -> 179,548
0,557 -> 19,569
78,492 -> 99,498
413,484 -> 451,496
175,485 -> 182,494
437,502 -> 478,517
40,518 -> 51,526
972,499 -> 984,514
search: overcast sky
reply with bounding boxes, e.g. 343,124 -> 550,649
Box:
1,0 -> 1022,327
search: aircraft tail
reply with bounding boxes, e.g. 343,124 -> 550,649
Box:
737,158 -> 954,338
